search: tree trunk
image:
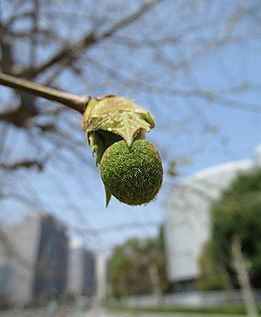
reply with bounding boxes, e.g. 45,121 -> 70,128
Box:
231,239 -> 258,317
149,264 -> 162,306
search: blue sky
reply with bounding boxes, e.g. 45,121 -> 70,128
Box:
0,1 -> 261,253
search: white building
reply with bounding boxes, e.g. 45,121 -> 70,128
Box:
0,213 -> 41,304
95,253 -> 107,303
164,145 -> 261,291
67,239 -> 96,297
0,213 -> 68,305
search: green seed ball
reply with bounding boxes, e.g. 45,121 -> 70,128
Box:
100,139 -> 163,206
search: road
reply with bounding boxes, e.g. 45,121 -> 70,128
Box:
104,310 -> 246,317
0,306 -> 247,317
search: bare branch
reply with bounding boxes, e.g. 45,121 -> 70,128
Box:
0,160 -> 43,171
0,72 -> 89,113
16,0 -> 158,78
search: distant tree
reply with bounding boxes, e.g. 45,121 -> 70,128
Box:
197,240 -> 231,291
211,168 -> 261,289
109,236 -> 168,298
198,168 -> 261,316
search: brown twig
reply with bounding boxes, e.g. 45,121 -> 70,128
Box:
0,72 -> 90,113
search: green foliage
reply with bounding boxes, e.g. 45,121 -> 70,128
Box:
197,241 -> 230,291
109,237 -> 168,298
100,140 -> 163,206
203,169 -> 261,289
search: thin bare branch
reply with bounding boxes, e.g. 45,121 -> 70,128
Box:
16,0 -> 158,78
0,160 -> 43,171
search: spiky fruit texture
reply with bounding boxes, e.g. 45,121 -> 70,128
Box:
100,140 -> 163,206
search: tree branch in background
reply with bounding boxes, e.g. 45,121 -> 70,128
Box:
16,0 -> 158,79
0,160 -> 43,171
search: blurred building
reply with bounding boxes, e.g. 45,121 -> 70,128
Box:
95,253 -> 107,303
67,239 -> 96,297
164,145 -> 261,291
0,213 -> 68,305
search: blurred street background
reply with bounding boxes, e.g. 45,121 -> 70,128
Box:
0,0 -> 260,316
